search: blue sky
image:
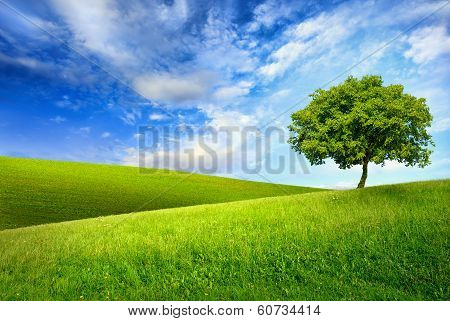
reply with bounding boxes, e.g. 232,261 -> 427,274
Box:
0,0 -> 449,188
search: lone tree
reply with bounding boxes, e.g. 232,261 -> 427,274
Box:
288,75 -> 433,188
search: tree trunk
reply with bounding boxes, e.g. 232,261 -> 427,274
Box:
357,159 -> 369,188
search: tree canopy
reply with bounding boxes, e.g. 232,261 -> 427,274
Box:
288,75 -> 434,188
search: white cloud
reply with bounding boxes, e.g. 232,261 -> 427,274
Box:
200,104 -> 259,128
372,1 -> 450,28
122,119 -> 262,174
431,117 -> 450,133
101,132 -> 111,138
149,113 -> 168,121
197,45 -> 256,74
133,72 -> 215,105
49,116 -> 66,124
120,109 -> 141,125
404,25 -> 450,64
49,0 -> 198,82
213,81 -> 253,101
0,53 -> 96,85
196,10 -> 257,74
51,0 -> 134,64
259,42 -> 306,78
79,127 -> 90,134
0,54 -> 48,70
270,89 -> 291,101
49,0 -> 257,111
259,8 -> 357,79
156,0 -> 189,27
122,147 -> 138,166
247,0 -> 302,32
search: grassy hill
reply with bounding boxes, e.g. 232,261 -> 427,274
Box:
0,156 -> 319,230
0,180 -> 447,300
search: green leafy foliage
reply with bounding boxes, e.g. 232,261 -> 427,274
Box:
288,75 -> 434,186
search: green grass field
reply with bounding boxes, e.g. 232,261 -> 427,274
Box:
0,178 -> 448,300
0,156 -> 319,230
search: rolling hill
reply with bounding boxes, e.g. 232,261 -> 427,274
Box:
0,156 -> 320,230
0,179 -> 448,300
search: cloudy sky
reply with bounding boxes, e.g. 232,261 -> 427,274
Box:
0,0 -> 449,188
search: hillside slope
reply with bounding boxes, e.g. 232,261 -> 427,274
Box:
0,180 -> 448,300
0,156 -> 319,230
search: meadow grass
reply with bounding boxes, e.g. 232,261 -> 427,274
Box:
0,180 -> 448,300
0,156 -> 319,230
